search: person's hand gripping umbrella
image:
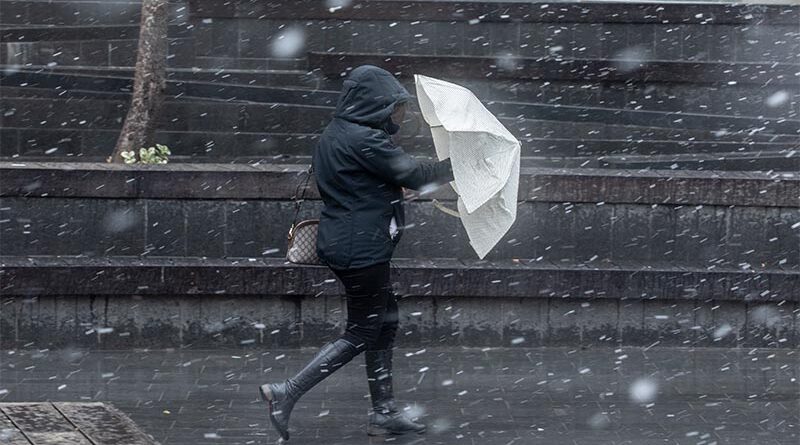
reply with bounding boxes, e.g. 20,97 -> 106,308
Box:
414,74 -> 521,259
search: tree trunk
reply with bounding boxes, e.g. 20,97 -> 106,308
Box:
109,0 -> 169,163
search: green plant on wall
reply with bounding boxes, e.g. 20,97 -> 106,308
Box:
121,144 -> 171,164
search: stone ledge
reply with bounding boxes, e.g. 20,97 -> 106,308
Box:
0,24 -> 190,42
4,71 -> 795,143
1,162 -> 797,206
1,256 -> 797,302
0,70 -> 337,107
188,0 -> 800,25
309,52 -> 800,86
6,70 -> 796,136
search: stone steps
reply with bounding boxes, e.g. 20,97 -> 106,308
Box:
190,1 -> 800,64
1,94 -> 794,142
599,151 -> 800,171
310,52 -> 800,86
4,126 -> 794,165
2,255 -> 796,302
3,127 -> 796,168
1,160 -> 796,348
1,24 -> 143,42
3,68 -> 797,137
2,86 -> 795,168
1,0 -> 797,170
1,161 -> 797,268
0,128 -> 796,167
0,1 -> 146,27
3,77 -> 795,136
0,255 -> 797,348
6,150 -> 798,172
6,59 -> 799,124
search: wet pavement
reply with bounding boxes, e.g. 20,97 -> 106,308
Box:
0,347 -> 797,445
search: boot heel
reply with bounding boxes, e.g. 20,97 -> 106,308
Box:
258,384 -> 273,402
367,425 -> 390,436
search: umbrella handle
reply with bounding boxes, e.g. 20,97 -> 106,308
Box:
432,199 -> 460,218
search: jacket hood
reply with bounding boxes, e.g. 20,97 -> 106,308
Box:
334,65 -> 412,132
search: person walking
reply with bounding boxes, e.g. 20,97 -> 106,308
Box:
259,65 -> 454,441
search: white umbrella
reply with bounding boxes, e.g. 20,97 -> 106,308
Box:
415,74 -> 521,259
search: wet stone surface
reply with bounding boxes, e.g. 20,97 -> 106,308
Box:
0,347 -> 797,445
0,402 -> 158,444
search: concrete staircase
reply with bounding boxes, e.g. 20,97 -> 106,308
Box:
0,0 -> 797,169
1,161 -> 798,349
0,2 -> 798,349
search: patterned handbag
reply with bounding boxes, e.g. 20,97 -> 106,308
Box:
286,166 -> 324,265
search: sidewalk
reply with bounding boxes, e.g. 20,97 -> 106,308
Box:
0,347 -> 797,444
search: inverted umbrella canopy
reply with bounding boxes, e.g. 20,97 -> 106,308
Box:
415,74 -> 521,259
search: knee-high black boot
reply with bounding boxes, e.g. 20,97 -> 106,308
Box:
259,338 -> 360,441
365,349 -> 426,436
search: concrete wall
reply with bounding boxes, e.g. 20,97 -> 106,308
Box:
0,162 -> 797,349
2,163 -> 798,268
1,256 -> 797,349
4,196 -> 799,267
2,293 -> 797,350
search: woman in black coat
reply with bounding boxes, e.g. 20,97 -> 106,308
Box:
259,65 -> 454,441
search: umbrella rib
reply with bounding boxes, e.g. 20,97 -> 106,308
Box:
432,199 -> 461,218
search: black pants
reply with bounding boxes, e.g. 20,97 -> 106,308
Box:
330,261 -> 398,352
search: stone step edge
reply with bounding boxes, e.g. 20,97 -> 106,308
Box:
309,52 -> 800,87
4,149 -> 796,162
3,93 -> 797,137
1,161 -> 797,206
0,24 -> 188,42
0,64 -> 311,76
1,256 -> 797,302
188,0 -> 800,25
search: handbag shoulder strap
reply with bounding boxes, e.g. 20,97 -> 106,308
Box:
290,164 -> 313,230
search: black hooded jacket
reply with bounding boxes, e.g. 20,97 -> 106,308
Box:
312,65 -> 454,270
